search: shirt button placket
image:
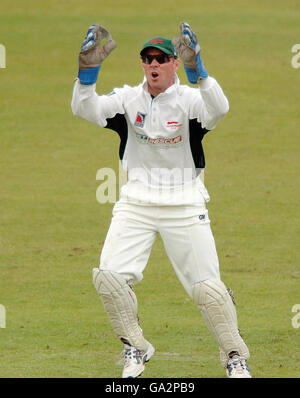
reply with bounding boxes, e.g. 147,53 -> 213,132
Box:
152,101 -> 157,130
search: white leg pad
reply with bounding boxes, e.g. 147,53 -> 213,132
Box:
93,268 -> 147,351
192,279 -> 250,367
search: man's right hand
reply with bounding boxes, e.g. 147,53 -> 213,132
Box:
78,24 -> 117,85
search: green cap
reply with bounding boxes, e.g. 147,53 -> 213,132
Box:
140,36 -> 177,57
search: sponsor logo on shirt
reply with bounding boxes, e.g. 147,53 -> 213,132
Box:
134,111 -> 146,128
166,121 -> 183,129
135,132 -> 148,143
135,132 -> 183,147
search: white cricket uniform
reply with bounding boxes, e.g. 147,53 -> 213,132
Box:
71,75 -> 229,297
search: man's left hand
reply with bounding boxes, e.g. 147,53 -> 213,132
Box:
172,22 -> 208,84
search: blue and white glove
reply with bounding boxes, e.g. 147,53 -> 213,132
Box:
78,24 -> 117,85
172,22 -> 208,84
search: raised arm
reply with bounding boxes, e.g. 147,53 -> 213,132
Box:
173,22 -> 229,130
71,24 -> 123,127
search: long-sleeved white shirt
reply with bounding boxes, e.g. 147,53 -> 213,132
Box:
71,75 -> 229,205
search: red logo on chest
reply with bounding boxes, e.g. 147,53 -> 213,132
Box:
166,121 -> 182,129
134,112 -> 146,128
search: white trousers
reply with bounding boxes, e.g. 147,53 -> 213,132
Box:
99,201 -> 220,298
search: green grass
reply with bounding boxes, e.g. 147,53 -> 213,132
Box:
0,0 -> 299,378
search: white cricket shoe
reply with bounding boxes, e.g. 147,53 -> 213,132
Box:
226,355 -> 252,378
122,342 -> 155,378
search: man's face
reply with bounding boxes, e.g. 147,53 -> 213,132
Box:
141,48 -> 180,97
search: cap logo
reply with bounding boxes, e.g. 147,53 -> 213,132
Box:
140,36 -> 175,57
150,38 -> 164,44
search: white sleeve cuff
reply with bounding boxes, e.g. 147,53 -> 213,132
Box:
198,76 -> 215,90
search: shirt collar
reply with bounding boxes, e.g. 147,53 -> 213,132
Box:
142,74 -> 180,100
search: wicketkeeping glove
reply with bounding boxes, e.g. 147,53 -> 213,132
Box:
172,22 -> 208,84
78,24 -> 117,85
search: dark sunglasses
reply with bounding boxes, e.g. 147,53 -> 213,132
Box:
141,54 -> 173,65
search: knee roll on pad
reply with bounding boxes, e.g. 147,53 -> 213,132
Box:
192,278 -> 249,367
92,268 -> 147,350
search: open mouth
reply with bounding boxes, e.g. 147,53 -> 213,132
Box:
151,72 -> 159,79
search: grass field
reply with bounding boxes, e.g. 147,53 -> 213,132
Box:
0,0 -> 299,378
